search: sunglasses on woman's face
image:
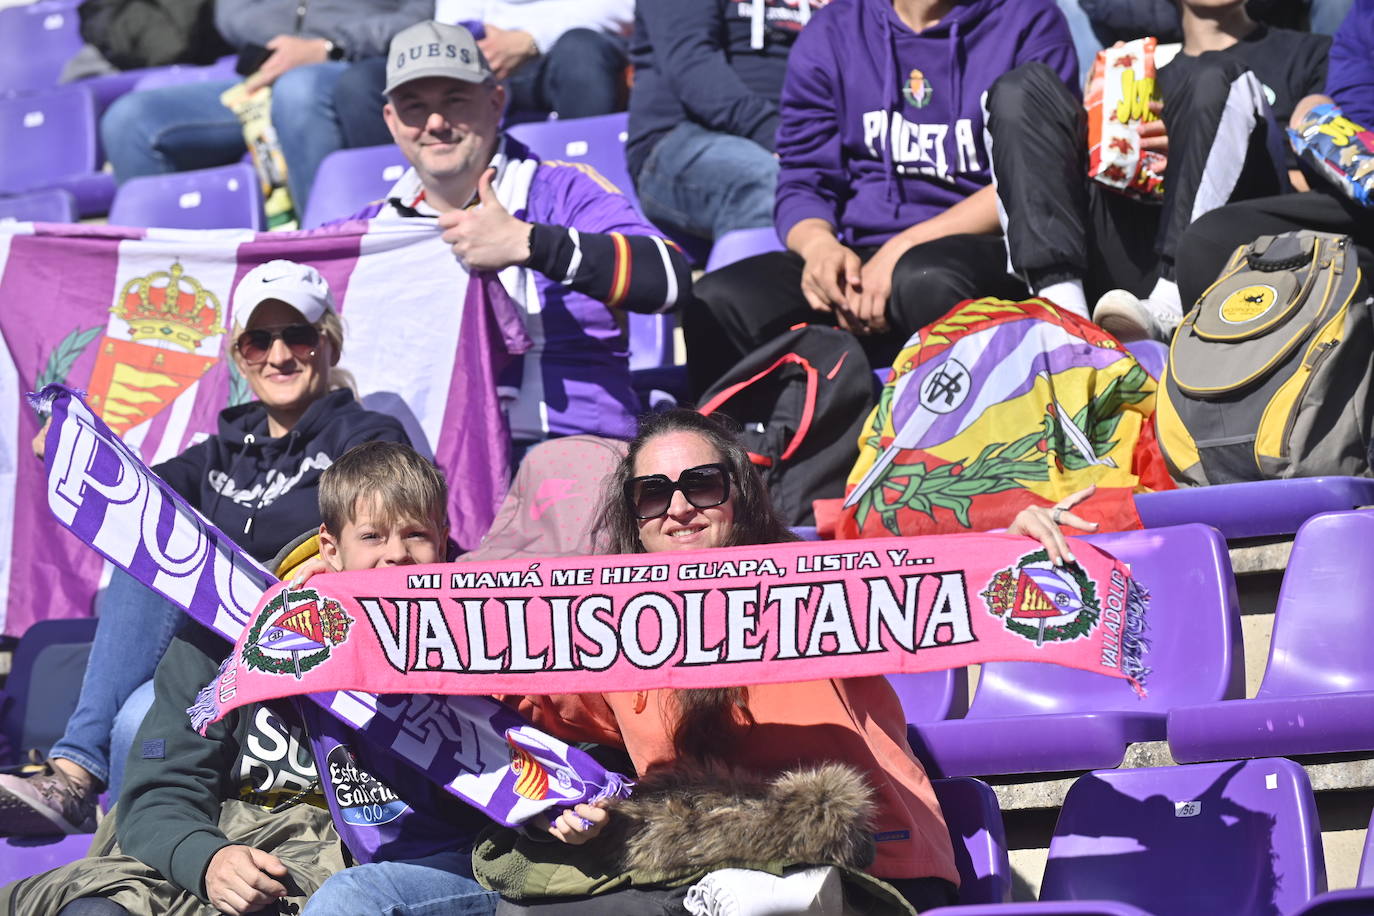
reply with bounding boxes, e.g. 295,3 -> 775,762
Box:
625,463 -> 731,520
234,324 -> 321,365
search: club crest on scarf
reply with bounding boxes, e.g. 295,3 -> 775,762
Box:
982,549 -> 1099,646
243,586 -> 353,679
903,68 -> 934,109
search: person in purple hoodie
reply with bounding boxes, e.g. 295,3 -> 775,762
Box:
684,0 -> 1078,397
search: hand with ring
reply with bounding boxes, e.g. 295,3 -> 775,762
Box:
1006,485 -> 1100,566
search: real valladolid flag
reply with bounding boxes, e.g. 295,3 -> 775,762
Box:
0,220 -> 528,637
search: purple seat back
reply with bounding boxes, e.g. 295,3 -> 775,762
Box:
1256,509 -> 1374,698
627,313 -> 674,371
0,84 -> 98,196
1,617 -> 98,764
705,227 -> 785,273
0,187 -> 76,223
131,55 -> 238,93
1135,477 -> 1374,540
507,112 -> 635,199
1361,807 -> 1374,887
924,904 -> 1156,915
0,1 -> 83,95
1042,758 -> 1325,916
932,777 -> 1011,904
1290,888 -> 1374,916
0,834 -> 95,886
301,144 -> 408,228
888,670 -> 968,724
966,524 -> 1244,719
108,162 -> 264,230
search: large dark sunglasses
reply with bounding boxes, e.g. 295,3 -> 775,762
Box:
625,463 -> 731,520
235,324 -> 321,365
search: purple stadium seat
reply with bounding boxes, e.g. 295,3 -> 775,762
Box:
889,670 -> 969,725
0,834 -> 96,885
909,524 -> 1243,777
108,162 -> 264,230
0,84 -> 115,216
0,187 -> 77,223
1,618 -> 98,765
1040,758 -> 1324,916
704,227 -> 785,273
1135,477 -> 1374,541
0,0 -> 84,95
1123,339 -> 1166,380
932,777 -> 1012,905
1285,807 -> 1374,915
924,904 -> 1156,915
506,112 -> 712,264
131,55 -> 238,93
628,313 -> 674,372
1168,509 -> 1374,762
507,112 -> 635,198
301,144 -> 408,228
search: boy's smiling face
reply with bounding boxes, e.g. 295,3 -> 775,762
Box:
319,495 -> 447,572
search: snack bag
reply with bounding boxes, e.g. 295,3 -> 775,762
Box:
1288,103 -> 1374,207
220,83 -> 298,230
1085,38 -> 1175,199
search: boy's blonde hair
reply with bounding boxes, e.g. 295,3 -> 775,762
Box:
320,441 -> 448,534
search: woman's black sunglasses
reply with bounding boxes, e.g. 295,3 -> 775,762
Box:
625,463 -> 732,520
234,324 -> 321,365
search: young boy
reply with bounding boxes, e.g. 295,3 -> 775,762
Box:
1,442 -> 494,916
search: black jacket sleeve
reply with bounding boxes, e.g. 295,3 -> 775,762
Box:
116,625 -> 237,903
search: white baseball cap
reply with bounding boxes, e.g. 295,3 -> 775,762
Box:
385,21 -> 493,95
233,260 -> 335,324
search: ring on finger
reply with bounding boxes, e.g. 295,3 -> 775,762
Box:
1051,506 -> 1065,526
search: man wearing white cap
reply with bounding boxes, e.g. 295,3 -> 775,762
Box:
350,20 -> 694,452
0,261 -> 408,868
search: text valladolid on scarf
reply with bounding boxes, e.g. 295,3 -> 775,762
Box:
38,385 -> 629,840
203,518 -> 1151,723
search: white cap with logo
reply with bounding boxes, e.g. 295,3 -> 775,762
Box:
232,260 -> 335,324
385,21 -> 494,95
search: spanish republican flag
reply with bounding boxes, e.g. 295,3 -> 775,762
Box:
836,298 -> 1174,539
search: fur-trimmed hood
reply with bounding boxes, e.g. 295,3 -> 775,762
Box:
603,761 -> 876,876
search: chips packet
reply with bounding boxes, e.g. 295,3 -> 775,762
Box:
1288,102 -> 1374,207
220,83 -> 299,230
1085,38 -> 1179,199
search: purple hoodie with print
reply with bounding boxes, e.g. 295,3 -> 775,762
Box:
774,0 -> 1078,249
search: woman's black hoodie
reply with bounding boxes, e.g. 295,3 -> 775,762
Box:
154,388 -> 408,562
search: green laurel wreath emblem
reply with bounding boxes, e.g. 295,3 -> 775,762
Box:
989,549 -> 1100,643
242,587 -> 335,676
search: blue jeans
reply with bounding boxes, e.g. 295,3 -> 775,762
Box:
633,121 -> 778,242
99,62 -> 348,214
107,679 -> 155,801
302,849 -> 497,916
507,28 -> 628,119
49,567 -> 183,789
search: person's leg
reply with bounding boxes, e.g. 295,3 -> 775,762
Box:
56,899 -> 133,916
984,61 -> 1094,317
685,250 -> 816,398
302,849 -> 497,916
334,56 -> 393,149
633,122 -> 778,242
99,79 -> 242,182
884,234 -> 1030,343
1155,55 -> 1288,272
105,679 -> 156,803
537,29 -> 628,118
1175,190 -> 1374,307
271,61 -> 350,213
1309,0 -> 1354,34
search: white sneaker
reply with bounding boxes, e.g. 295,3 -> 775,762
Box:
1092,289 -> 1182,343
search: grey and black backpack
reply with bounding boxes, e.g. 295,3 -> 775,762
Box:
1157,231 -> 1374,485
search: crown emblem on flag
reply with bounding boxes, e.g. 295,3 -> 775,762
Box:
114,261 -> 224,351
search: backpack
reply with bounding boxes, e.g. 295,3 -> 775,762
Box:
1156,231 -> 1374,485
699,325 -> 875,526
837,297 -> 1175,539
